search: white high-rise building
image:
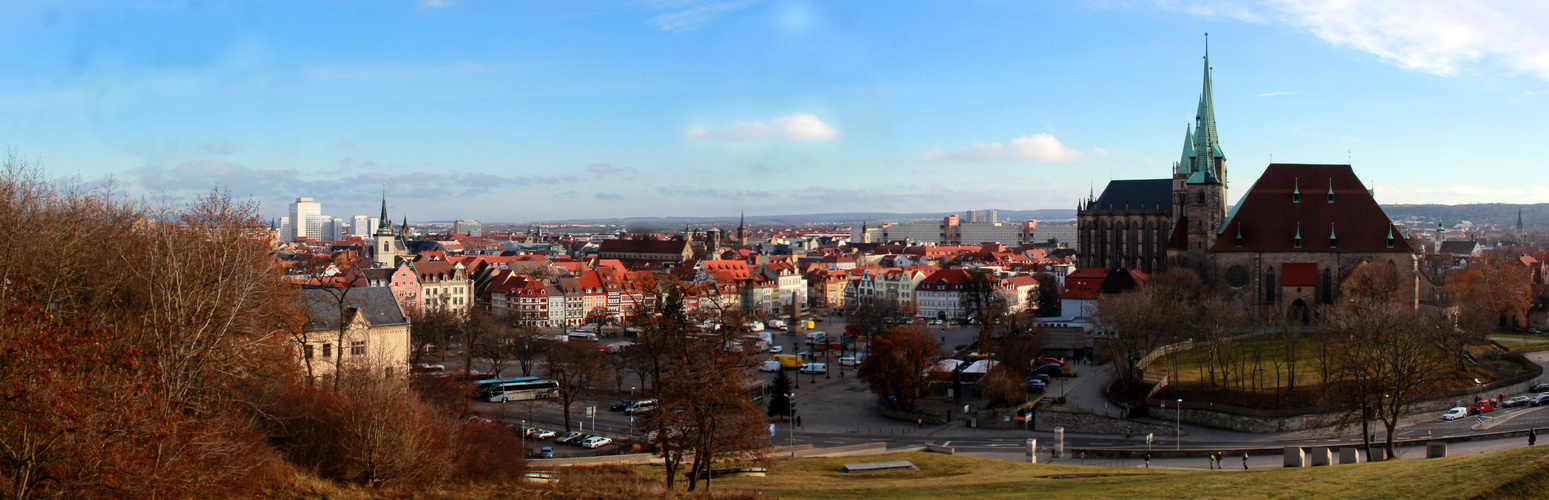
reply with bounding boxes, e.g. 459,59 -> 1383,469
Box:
303,215 -> 331,242
278,217 -> 292,243
985,209 -> 998,224
324,217 -> 348,241
290,198 -> 322,241
352,215 -> 371,237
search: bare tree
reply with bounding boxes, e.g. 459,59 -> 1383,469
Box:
543,341 -> 603,432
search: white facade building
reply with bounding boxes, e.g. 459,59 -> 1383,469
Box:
289,197 -> 321,241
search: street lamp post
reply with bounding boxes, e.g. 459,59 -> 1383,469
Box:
786,392 -> 796,446
1175,398 -> 1182,451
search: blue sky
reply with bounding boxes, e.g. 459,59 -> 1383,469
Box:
3,1 -> 1547,222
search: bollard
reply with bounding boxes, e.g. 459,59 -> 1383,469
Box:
1426,442 -> 1447,459
1284,446 -> 1306,468
1309,447 -> 1332,466
1339,447 -> 1359,465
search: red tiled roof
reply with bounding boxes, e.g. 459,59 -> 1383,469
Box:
1213,164 -> 1411,253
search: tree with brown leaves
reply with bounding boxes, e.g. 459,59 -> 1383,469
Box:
858,325 -> 941,412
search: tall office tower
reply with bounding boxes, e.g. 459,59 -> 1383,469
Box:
303,215 -> 329,241
278,217 -> 291,242
986,209 -> 998,224
352,215 -> 371,237
290,197 -> 322,241
327,217 -> 349,241
965,210 -> 978,223
454,219 -> 482,237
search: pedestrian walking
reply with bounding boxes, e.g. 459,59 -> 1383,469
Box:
1125,426 -> 1132,439
1243,453 -> 1249,470
1530,429 -> 1538,446
1207,453 -> 1215,470
1145,454 -> 1151,468
796,415 -> 803,427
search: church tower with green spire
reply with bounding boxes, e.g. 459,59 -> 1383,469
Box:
1169,34 -> 1230,274
373,188 -> 405,267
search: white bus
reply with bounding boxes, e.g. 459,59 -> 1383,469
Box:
487,379 -> 561,403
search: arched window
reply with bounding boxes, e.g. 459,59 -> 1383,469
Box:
1264,268 -> 1277,304
1320,268 -> 1334,304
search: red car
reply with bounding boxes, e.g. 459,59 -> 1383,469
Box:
1038,357 -> 1065,366
1470,398 -> 1498,414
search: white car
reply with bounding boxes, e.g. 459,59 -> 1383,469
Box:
839,356 -> 860,366
1441,407 -> 1469,421
579,436 -> 613,449
799,362 -> 827,375
769,345 -> 784,354
759,360 -> 781,372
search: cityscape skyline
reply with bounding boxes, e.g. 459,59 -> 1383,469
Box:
4,2 -> 1548,221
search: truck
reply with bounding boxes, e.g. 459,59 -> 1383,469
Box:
804,331 -> 827,346
774,354 -> 805,369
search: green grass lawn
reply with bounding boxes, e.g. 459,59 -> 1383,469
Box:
1491,336 -> 1549,353
1149,332 -> 1334,390
702,447 -> 1549,500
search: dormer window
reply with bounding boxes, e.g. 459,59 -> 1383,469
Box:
1292,179 -> 1301,203
1234,223 -> 1243,248
1293,222 -> 1302,249
1327,179 -> 1335,203
1386,227 -> 1395,249
1328,223 -> 1337,248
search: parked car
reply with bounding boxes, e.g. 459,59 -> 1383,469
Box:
554,431 -> 585,444
1441,407 -> 1469,421
570,433 -> 597,446
528,428 -> 557,439
538,446 -> 554,459
609,400 -> 633,412
1034,363 -> 1066,377
1029,373 -> 1052,384
1028,381 -> 1047,394
1531,383 -> 1549,393
760,360 -> 781,372
1470,398 -> 1498,414
1503,395 -> 1533,408
799,362 -> 828,375
1532,394 -> 1549,407
769,345 -> 784,354
839,356 -> 860,366
579,436 -> 613,449
625,399 -> 658,415
1037,357 -> 1065,366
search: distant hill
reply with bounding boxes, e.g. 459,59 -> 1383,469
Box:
1380,203 -> 1548,229
531,209 -> 1078,226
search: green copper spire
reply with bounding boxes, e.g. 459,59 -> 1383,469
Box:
1193,34 -> 1225,181
1178,124 -> 1195,175
375,187 -> 394,236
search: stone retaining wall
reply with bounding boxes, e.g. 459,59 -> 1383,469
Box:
1033,406 -> 1182,436
877,405 -> 950,425
1150,374 -> 1543,433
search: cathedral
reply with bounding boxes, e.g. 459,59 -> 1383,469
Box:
1077,45 -> 1225,275
1078,45 -> 1422,309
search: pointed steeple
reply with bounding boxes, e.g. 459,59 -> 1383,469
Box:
1193,33 -> 1225,181
1178,124 -> 1196,175
375,187 -> 394,236
1518,208 -> 1525,231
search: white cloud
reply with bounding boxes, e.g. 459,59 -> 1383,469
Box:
1091,147 -> 1109,158
421,0 -> 454,8
921,133 -> 1087,163
685,112 -> 839,141
1256,91 -> 1289,97
651,0 -> 757,32
1153,1 -> 1549,81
